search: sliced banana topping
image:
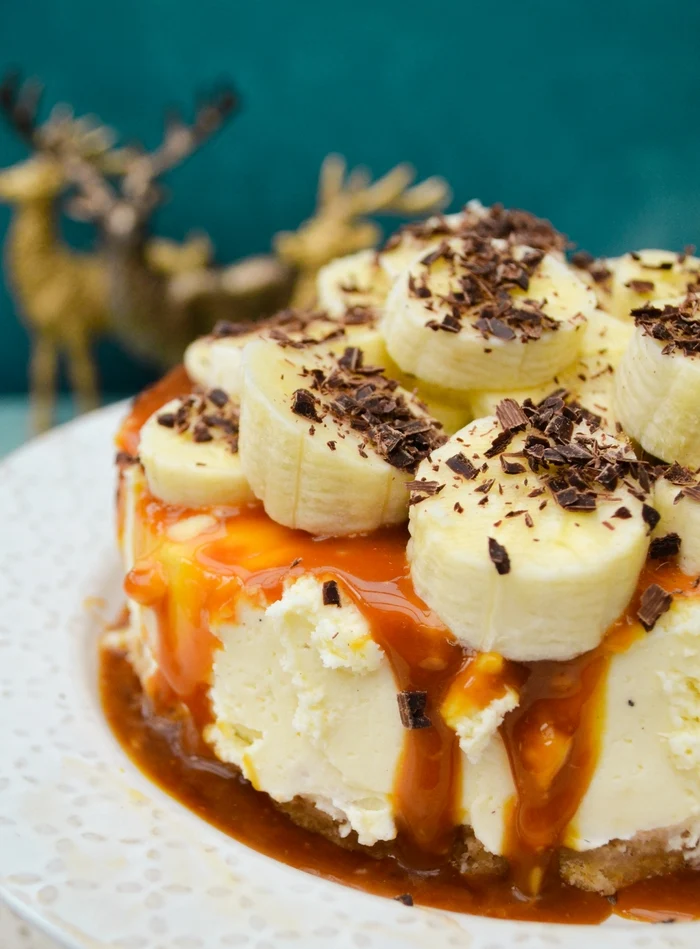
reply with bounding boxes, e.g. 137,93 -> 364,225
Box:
573,249 -> 700,320
379,201 -> 569,281
316,249 -> 390,317
382,236 -> 592,393
139,392 -> 255,508
652,465 -> 700,575
408,397 -> 652,661
185,308 -> 389,398
614,292 -> 700,466
238,337 -> 446,535
469,310 -> 633,430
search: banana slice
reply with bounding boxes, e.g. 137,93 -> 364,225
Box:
379,201 -> 569,281
238,337 -> 446,535
383,357 -> 472,435
469,310 -> 633,429
139,392 -> 255,507
185,309 -> 390,399
408,399 -> 652,660
382,237 -> 592,393
575,250 -> 700,321
316,249 -> 390,318
652,469 -> 700,575
380,209 -> 476,281
614,294 -> 700,466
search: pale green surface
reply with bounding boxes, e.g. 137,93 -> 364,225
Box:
0,396 -> 123,458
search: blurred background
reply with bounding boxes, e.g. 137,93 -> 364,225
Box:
2,0 -> 700,454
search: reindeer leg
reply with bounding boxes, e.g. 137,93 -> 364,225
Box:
29,333 -> 58,434
66,333 -> 99,417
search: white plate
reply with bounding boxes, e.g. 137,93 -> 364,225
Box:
0,403 -> 697,949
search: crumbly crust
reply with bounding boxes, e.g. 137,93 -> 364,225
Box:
559,833 -> 686,896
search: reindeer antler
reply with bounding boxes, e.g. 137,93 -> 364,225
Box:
123,87 -> 237,209
0,70 -> 43,146
60,85 -> 237,228
316,155 -> 450,221
62,149 -> 119,222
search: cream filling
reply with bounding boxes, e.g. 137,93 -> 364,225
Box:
115,463 -> 700,860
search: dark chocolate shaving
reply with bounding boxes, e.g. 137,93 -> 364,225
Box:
394,894 -> 414,907
384,202 -> 568,256
501,455 -> 526,475
397,691 -> 432,729
402,228 -> 561,341
649,533 -> 681,560
295,351 -> 445,474
626,280 -> 655,293
488,537 -> 511,575
338,347 -> 363,372
322,580 -> 341,607
291,388 -> 323,423
446,453 -> 478,479
484,429 -> 515,458
663,463 -> 696,485
631,292 -> 700,357
496,398 -> 529,432
154,390 -> 241,453
642,504 -> 661,532
612,506 -> 632,519
208,388 -> 229,407
553,487 -> 596,511
637,583 -> 672,631
407,479 -> 444,504
193,423 -> 213,443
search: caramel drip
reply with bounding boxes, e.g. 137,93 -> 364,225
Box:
123,487 -> 464,856
501,558 -> 700,895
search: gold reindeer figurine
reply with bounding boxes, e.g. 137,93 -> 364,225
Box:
0,74 -> 127,432
0,73 -> 223,431
276,153 -> 450,307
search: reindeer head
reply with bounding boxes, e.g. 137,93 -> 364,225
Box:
60,89 -> 236,246
0,71 -> 130,204
274,155 -> 450,272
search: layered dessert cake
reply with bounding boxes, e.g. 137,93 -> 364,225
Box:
103,202 -> 700,923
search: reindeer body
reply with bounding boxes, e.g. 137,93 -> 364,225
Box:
99,218 -> 295,367
5,195 -> 108,336
0,152 -> 111,431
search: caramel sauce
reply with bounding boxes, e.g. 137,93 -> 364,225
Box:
104,367 -> 700,923
501,558 -> 700,895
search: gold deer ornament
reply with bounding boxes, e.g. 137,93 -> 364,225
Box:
0,73 -> 223,432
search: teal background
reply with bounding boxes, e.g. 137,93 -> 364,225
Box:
2,0 -> 700,396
